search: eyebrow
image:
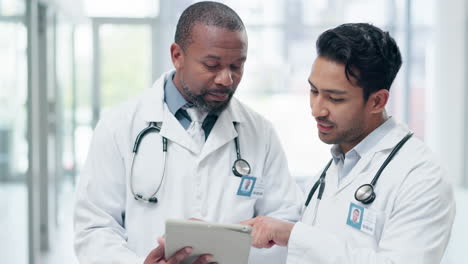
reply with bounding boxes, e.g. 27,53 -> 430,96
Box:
202,55 -> 247,62
202,55 -> 221,60
308,79 -> 347,95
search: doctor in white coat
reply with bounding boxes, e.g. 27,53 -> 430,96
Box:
242,23 -> 455,264
74,2 -> 302,263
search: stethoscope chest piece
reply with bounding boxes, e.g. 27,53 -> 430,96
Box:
354,183 -> 376,204
232,158 -> 251,177
232,132 -> 251,177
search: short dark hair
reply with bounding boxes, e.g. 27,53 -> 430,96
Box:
316,23 -> 402,101
175,1 -> 245,50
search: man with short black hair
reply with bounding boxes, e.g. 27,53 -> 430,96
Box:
243,23 -> 455,264
74,2 -> 302,263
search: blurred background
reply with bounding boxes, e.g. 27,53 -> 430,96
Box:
0,0 -> 466,263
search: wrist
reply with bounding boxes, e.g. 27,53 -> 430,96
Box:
277,221 -> 295,246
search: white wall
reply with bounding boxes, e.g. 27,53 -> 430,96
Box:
426,0 -> 466,186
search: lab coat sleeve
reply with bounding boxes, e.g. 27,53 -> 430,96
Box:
248,121 -> 304,263
74,119 -> 145,264
287,164 -> 455,264
254,120 -> 303,221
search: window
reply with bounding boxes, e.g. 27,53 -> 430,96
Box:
84,0 -> 159,17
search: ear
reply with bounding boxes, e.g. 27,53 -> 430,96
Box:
170,43 -> 184,69
368,89 -> 389,114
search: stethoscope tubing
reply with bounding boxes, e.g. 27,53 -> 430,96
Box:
130,122 -> 168,203
305,132 -> 413,207
130,121 -> 250,203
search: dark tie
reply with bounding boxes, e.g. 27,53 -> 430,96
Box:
202,114 -> 218,139
176,108 -> 191,122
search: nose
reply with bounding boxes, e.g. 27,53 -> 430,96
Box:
311,95 -> 329,118
214,69 -> 234,87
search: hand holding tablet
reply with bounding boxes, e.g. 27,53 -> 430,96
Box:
165,219 -> 253,264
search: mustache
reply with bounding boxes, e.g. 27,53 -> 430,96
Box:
316,116 -> 334,125
201,87 -> 235,95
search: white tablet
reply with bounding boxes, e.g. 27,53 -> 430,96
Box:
165,219 -> 252,264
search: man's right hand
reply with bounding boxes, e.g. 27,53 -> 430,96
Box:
144,237 -> 215,264
240,216 -> 294,248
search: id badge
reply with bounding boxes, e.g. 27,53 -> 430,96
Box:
236,176 -> 264,198
346,202 -> 377,235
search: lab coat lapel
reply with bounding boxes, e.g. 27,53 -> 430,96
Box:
140,70 -> 200,154
199,99 -> 242,161
159,103 -> 201,154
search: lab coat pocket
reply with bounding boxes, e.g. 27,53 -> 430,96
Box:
348,207 -> 387,248
219,176 -> 257,223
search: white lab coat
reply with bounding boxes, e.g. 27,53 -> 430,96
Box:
74,71 -> 303,264
287,121 -> 455,264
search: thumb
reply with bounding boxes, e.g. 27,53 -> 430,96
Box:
157,236 -> 166,246
240,218 -> 256,226
146,246 -> 165,262
188,217 -> 204,222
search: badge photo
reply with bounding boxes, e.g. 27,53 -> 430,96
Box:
346,202 -> 364,230
237,176 -> 257,197
346,202 -> 377,235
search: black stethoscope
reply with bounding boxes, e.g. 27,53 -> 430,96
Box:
305,132 -> 414,210
130,121 -> 251,204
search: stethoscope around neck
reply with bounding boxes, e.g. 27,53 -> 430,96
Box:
129,121 -> 251,204
305,132 -> 414,209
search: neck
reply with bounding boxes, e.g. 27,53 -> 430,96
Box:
173,71 -> 192,103
369,111 -> 389,132
339,112 -> 389,154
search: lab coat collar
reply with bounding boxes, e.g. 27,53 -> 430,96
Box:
354,117 -> 398,157
365,117 -> 411,154
140,70 -> 170,123
334,118 -> 412,194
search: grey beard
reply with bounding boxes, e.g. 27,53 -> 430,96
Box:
181,84 -> 234,113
